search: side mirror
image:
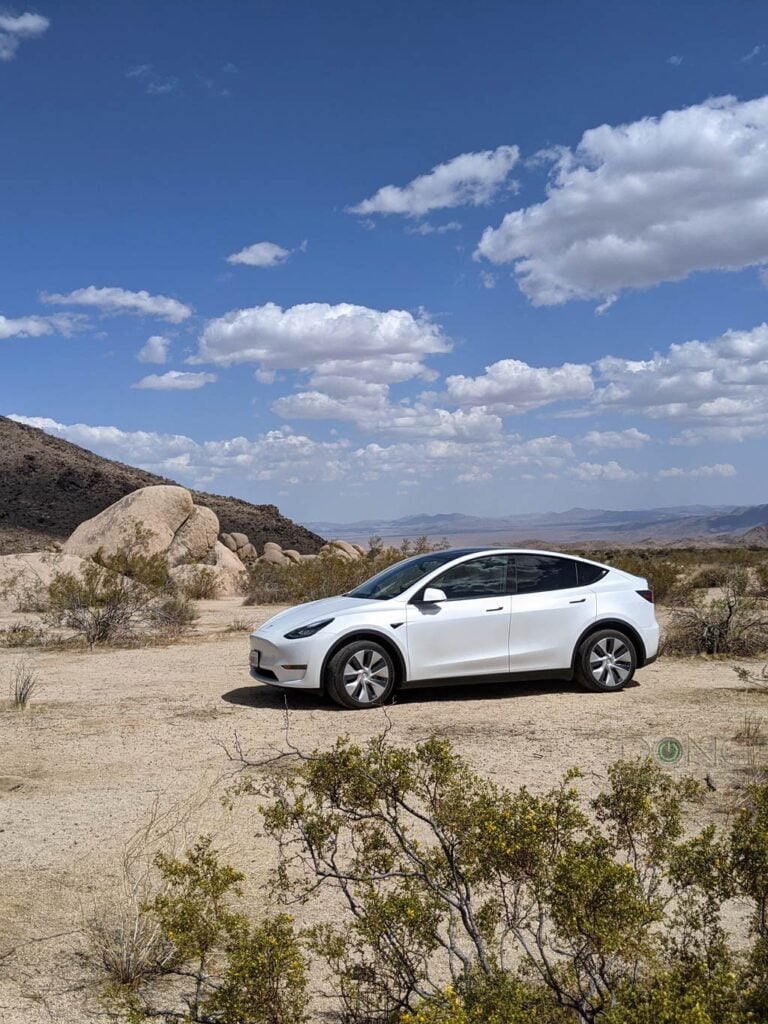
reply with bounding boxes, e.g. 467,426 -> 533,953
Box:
422,587 -> 447,603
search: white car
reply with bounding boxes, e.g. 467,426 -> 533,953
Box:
249,548 -> 660,709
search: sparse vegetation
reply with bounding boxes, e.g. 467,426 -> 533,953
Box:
94,523 -> 172,591
177,566 -> 222,600
41,530 -> 198,648
145,592 -> 198,636
106,837 -> 308,1024
0,621 -> 48,648
224,616 -> 254,632
735,711 -> 766,746
244,538 -> 447,606
8,657 -> 38,708
664,568 -> 768,656
119,733 -> 768,1024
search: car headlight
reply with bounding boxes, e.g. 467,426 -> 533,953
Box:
284,618 -> 334,640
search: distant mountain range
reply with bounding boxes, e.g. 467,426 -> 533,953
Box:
305,504 -> 768,548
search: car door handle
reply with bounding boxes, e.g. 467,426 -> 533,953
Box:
486,606 -> 504,612
569,598 -> 586,604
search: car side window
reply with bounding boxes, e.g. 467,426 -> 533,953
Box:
576,562 -> 608,586
514,554 -> 578,594
430,555 -> 510,600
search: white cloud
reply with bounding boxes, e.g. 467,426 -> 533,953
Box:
0,313 -> 82,340
254,368 -> 276,385
667,55 -> 683,66
658,463 -> 736,479
9,414 -> 574,492
594,323 -> 768,440
0,11 -> 49,61
9,415 -> 350,487
349,146 -> 519,218
126,64 -> 180,95
132,370 -> 217,391
137,335 -> 171,364
226,241 -> 292,268
196,301 -> 451,383
573,460 -> 642,481
741,45 -> 764,63
273,387 -> 504,441
405,221 -> 462,236
445,357 -> 593,414
581,428 -> 651,449
476,96 -> 768,306
42,285 -> 192,323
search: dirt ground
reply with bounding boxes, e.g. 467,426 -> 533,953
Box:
1,596 -> 766,1022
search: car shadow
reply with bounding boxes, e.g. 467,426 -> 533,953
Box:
222,675 -> 640,712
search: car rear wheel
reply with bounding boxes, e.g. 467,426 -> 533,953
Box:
575,629 -> 636,692
326,640 -> 396,709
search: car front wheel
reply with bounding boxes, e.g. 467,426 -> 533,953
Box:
326,640 -> 396,709
575,629 -> 637,692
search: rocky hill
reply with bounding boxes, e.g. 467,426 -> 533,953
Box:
0,415 -> 324,555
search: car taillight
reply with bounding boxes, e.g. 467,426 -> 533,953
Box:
637,589 -> 654,604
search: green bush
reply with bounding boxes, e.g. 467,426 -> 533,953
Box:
94,523 -> 172,591
244,547 -> 411,606
177,566 -> 221,600
106,837 -> 308,1024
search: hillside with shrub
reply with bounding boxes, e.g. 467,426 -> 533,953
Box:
0,416 -> 324,555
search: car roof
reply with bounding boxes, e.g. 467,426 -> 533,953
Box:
440,547 -> 606,565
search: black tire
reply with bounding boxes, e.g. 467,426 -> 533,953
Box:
575,628 -> 637,693
326,639 -> 397,709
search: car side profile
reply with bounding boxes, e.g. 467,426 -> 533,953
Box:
249,548 -> 660,709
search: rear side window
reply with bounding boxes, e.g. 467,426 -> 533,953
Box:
431,555 -> 511,600
514,554 -> 578,593
576,562 -> 609,586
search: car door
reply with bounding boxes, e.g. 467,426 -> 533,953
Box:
509,555 -> 597,672
405,554 -> 512,681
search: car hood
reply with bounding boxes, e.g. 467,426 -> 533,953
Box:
253,595 -> 391,636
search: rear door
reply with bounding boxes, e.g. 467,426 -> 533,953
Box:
405,554 -> 512,681
509,555 -> 597,672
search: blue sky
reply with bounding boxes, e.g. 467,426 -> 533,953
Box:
2,0 -> 768,523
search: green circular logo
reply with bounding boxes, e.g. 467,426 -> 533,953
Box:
656,737 -> 683,765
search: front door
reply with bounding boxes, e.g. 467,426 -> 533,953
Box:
405,555 -> 512,680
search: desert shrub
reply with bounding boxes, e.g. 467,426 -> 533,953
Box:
145,593 -> 198,636
106,836 -> 308,1024
44,561 -> 151,648
755,560 -> 768,594
177,566 -> 221,600
0,621 -> 48,648
734,663 -> 768,692
94,522 -> 172,591
0,565 -> 50,612
253,734 -> 761,1024
665,572 -> 768,656
244,544 -> 431,606
7,657 -> 38,708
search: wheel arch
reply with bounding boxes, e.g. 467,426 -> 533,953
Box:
571,619 -> 648,670
320,630 -> 407,694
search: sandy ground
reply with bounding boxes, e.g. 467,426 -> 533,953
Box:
1,595 -> 766,1021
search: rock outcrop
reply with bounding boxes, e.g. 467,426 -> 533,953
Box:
62,484 -> 249,596
64,486 -> 195,559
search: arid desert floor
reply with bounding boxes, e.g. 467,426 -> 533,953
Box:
1,596 -> 766,1022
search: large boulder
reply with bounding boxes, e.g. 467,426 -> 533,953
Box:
168,505 -> 219,566
220,533 -> 238,552
329,539 -> 363,560
63,485 -> 194,560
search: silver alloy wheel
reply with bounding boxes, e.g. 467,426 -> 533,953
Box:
342,648 -> 391,703
589,636 -> 632,688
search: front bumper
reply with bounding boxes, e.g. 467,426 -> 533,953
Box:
249,633 -> 323,690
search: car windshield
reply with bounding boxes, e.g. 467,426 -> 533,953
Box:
347,551 -> 464,600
